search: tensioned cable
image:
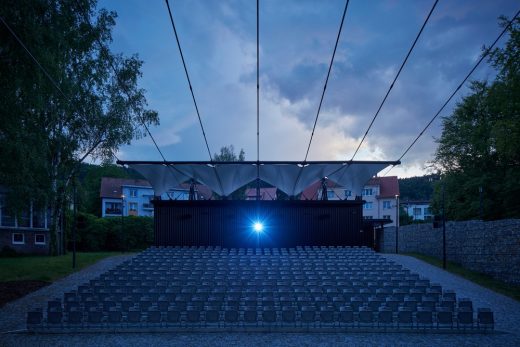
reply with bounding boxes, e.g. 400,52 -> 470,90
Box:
164,0 -> 226,195
257,0 -> 260,164
164,0 -> 214,162
290,0 -> 349,196
350,0 -> 439,161
73,0 -> 185,189
383,9 -> 520,177
256,0 -> 261,199
303,0 -> 350,162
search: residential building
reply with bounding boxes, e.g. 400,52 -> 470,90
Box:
0,188 -> 51,254
402,200 -> 433,221
245,187 -> 277,200
100,177 -> 212,217
300,176 -> 400,227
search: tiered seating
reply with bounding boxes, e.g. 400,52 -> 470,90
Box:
26,246 -> 494,332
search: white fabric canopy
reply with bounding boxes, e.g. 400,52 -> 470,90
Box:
126,161 -> 397,198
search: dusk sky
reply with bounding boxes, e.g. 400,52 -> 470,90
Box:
97,0 -> 519,178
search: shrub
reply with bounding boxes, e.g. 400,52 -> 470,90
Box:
68,212 -> 153,252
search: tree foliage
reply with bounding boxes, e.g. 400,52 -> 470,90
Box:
0,0 -> 158,254
213,145 -> 245,162
398,174 -> 438,201
433,17 -> 520,220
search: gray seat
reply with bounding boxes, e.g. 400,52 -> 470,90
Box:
66,309 -> 83,324
436,307 -> 453,328
262,308 -> 277,324
47,309 -> 63,325
457,308 -> 473,328
319,307 -> 334,325
377,307 -> 393,326
166,309 -> 181,323
204,309 -> 220,324
416,308 -> 433,327
27,310 -> 43,325
477,308 -> 494,329
87,309 -> 102,324
358,307 -> 373,326
147,309 -> 161,323
300,306 -> 316,325
224,308 -> 239,324
397,308 -> 413,327
338,306 -> 354,324
281,307 -> 296,324
243,308 -> 257,324
127,309 -> 141,324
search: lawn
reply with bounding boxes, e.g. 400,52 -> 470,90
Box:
0,252 -> 120,282
405,252 -> 520,302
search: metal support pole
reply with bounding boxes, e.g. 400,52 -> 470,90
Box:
479,186 -> 483,220
395,194 -> 399,254
72,176 -> 77,269
442,181 -> 446,269
121,195 -> 125,253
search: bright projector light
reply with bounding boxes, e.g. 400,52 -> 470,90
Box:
253,222 -> 264,233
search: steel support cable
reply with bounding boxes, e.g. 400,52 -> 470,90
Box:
327,0 -> 439,186
303,0 -> 350,163
383,8 -> 520,177
164,0 -> 226,196
291,0 -> 350,196
73,0 -> 185,190
256,0 -> 261,199
350,0 -> 439,161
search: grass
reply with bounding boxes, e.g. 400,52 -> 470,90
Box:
405,252 -> 520,302
0,252 -> 121,282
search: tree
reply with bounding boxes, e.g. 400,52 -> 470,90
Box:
433,17 -> 520,220
213,145 -> 246,199
213,145 -> 245,162
0,0 -> 158,254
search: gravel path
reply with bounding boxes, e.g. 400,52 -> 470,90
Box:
382,254 -> 520,337
1,253 -> 519,347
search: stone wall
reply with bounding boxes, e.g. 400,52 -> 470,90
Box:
377,219 -> 520,285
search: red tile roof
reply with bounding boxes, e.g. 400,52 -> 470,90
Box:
366,176 -> 399,198
299,176 -> 399,200
99,177 -> 213,200
100,177 -> 151,198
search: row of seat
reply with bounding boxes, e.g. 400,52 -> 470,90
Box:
26,246 -> 495,332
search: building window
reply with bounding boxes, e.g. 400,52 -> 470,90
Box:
32,209 -> 46,228
383,215 -> 391,220
344,190 -> 352,198
129,189 -> 137,198
0,195 -> 15,227
363,202 -> 373,209
383,201 -> 391,209
424,207 -> 432,215
413,207 -> 422,216
129,202 -> 138,211
35,234 -> 46,245
19,208 -> 31,228
105,202 -> 122,215
327,190 -> 335,199
362,188 -> 373,196
12,233 -> 24,244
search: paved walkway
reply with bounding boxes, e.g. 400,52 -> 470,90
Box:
1,253 -> 519,347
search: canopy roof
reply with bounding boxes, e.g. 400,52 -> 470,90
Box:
116,160 -> 400,198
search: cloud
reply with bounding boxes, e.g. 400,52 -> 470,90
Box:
98,0 -> 518,178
